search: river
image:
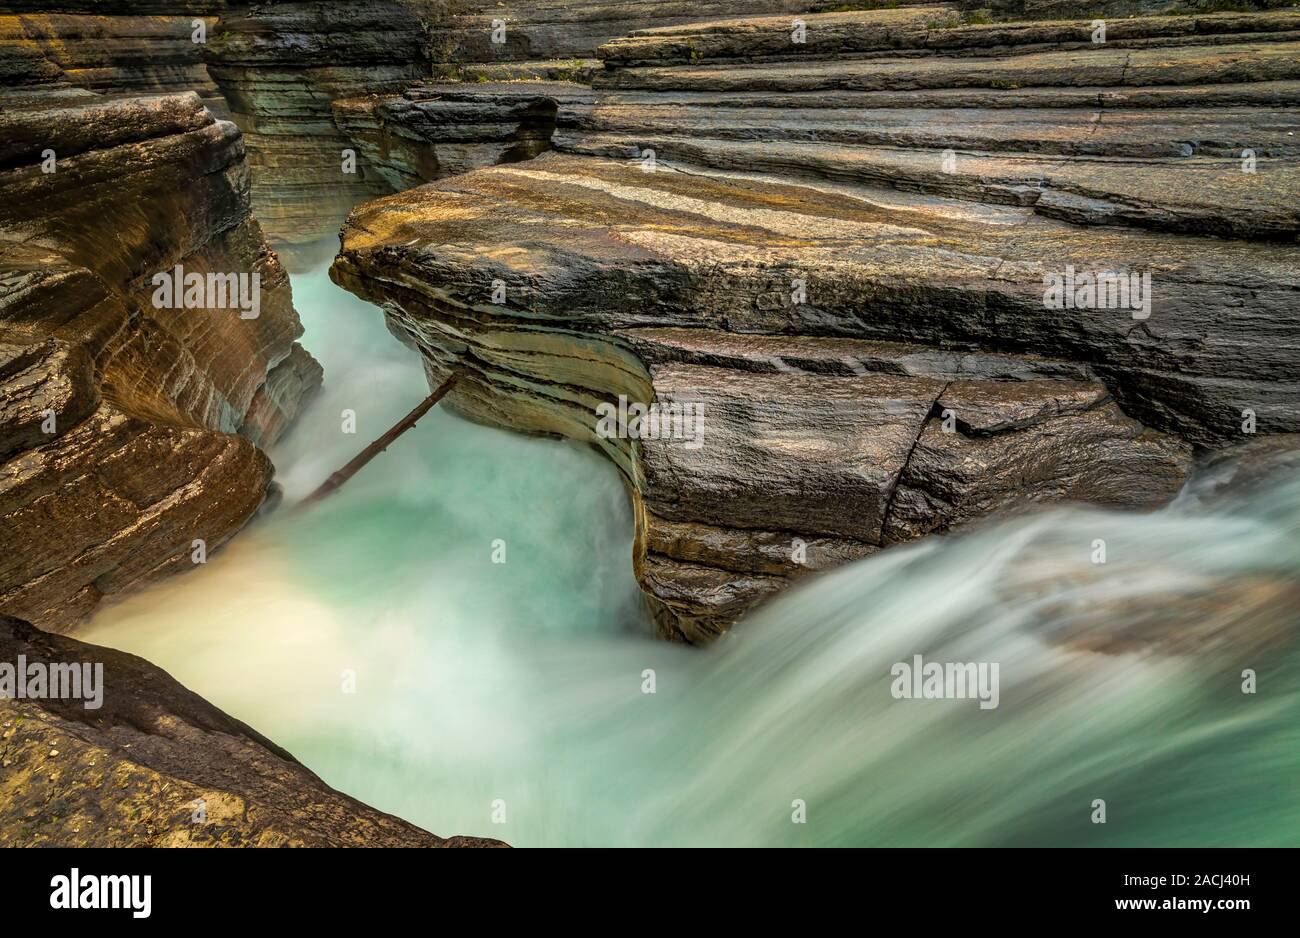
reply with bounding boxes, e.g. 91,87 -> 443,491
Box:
79,265 -> 1300,847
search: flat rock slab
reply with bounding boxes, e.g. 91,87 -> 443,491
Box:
441,0 -> 818,62
560,103 -> 1300,159
598,9 -> 1300,65
595,41 -> 1300,92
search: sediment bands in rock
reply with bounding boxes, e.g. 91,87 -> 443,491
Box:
437,0 -> 818,65
0,615 -> 503,846
351,7 -> 1300,239
332,151 -> 1289,641
0,89 -> 320,631
199,1 -> 432,262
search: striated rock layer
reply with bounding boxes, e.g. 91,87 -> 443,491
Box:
0,5 -> 228,115
0,86 -> 321,632
325,5 -> 1298,641
0,615 -> 503,846
200,1 -> 435,264
189,1 -> 886,260
436,0 -> 817,67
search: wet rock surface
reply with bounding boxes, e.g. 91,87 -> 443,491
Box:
0,615 -> 504,846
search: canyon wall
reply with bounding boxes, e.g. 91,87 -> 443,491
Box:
0,31 -> 321,631
199,1 -> 436,266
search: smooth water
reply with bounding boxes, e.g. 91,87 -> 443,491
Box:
81,267 -> 1300,847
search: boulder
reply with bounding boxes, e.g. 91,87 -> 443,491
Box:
332,152 -> 1216,639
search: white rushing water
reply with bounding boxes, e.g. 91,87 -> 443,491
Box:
80,266 -> 1300,847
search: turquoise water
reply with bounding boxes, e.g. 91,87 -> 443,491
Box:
80,267 -> 1300,847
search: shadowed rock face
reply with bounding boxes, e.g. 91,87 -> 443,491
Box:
0,87 -> 321,631
0,615 -> 505,846
332,89 -> 561,190
199,1 -> 432,263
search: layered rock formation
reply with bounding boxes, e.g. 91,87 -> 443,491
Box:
328,3 -> 1298,641
0,82 -> 320,631
0,3 -> 227,114
0,615 -> 501,846
198,1 -> 436,264
434,0 -> 816,71
3,2 -> 1295,646
143,1 -> 912,261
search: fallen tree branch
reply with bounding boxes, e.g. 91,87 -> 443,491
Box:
295,371 -> 460,510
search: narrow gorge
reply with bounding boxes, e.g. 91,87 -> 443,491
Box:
1,0 -> 1298,849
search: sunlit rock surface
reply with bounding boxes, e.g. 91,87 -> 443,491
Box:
0,5 -> 228,114
0,615 -> 504,846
